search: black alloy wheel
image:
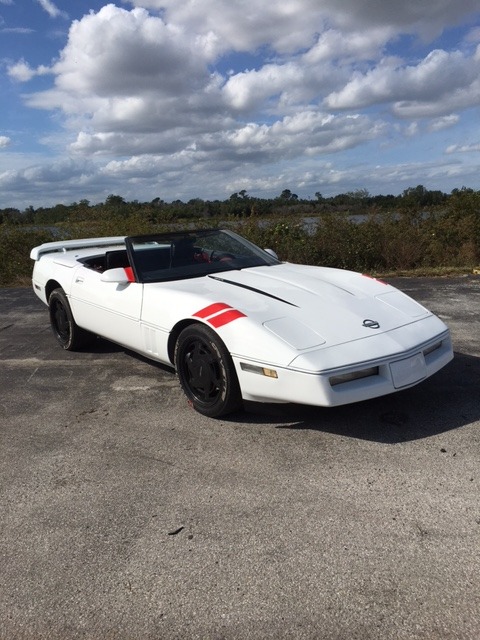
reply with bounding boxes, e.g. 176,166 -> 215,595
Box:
48,288 -> 95,350
175,324 -> 242,417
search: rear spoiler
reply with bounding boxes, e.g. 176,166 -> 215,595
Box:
30,236 -> 126,261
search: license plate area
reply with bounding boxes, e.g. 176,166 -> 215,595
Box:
390,353 -> 426,389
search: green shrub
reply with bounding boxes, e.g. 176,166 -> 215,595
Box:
2,198 -> 479,288
0,226 -> 59,287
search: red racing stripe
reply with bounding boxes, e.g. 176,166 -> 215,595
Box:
193,302 -> 232,318
208,309 -> 246,328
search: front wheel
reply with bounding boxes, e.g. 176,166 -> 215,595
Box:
174,324 -> 242,417
48,288 -> 95,351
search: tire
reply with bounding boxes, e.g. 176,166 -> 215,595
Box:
175,324 -> 242,417
48,288 -> 95,351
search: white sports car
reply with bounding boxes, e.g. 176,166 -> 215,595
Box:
31,228 -> 453,417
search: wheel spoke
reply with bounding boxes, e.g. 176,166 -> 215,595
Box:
176,324 -> 241,417
53,301 -> 70,340
184,339 -> 220,402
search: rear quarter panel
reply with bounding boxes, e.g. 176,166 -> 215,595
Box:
32,255 -> 79,305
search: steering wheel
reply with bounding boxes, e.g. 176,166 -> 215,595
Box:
210,251 -> 235,262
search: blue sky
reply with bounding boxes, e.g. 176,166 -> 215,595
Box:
1,0 -> 480,209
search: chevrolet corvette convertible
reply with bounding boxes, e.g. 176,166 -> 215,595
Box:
31,228 -> 453,417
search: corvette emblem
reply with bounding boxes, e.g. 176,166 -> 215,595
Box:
363,319 -> 380,329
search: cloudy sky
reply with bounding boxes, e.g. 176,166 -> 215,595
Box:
1,0 -> 480,209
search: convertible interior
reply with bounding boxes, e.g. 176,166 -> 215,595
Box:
79,230 -> 279,283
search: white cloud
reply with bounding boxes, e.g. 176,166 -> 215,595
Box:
126,0 -> 480,48
223,60 -> 341,113
392,76 -> 480,118
126,0 -> 326,55
405,122 -> 419,137
8,60 -> 36,82
7,59 -> 50,82
1,27 -> 35,34
428,115 -> 460,132
219,112 -> 386,160
2,0 -> 480,208
13,3 -> 480,144
25,5 -> 218,117
319,0 -> 479,40
304,28 -> 392,64
446,142 -> 480,153
0,136 -> 11,148
68,108 -> 384,163
2,146 -> 480,210
325,48 -> 480,118
35,0 -> 68,19
465,26 -> 480,43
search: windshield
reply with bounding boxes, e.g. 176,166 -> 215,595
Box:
125,228 -> 280,283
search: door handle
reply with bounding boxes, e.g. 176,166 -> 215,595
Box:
75,276 -> 84,283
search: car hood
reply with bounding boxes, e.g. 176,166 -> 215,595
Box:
143,263 -> 439,360
203,263 -> 431,346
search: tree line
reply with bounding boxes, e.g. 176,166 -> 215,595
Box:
1,184 -> 479,287
0,184 -> 466,226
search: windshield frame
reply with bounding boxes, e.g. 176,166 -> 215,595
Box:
125,228 -> 280,283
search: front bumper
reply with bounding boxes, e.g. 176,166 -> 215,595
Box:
234,330 -> 453,407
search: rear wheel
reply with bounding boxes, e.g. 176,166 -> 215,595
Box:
175,324 -> 242,417
48,288 -> 95,350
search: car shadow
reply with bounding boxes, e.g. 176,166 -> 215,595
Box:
89,338 -> 178,377
88,337 -> 126,354
86,340 -> 478,444
239,352 -> 479,444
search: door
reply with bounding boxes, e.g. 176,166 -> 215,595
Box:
69,265 -> 144,352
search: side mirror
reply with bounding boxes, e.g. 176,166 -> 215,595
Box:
101,267 -> 130,284
264,248 -> 279,260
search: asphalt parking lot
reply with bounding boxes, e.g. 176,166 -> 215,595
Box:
1,278 -> 479,639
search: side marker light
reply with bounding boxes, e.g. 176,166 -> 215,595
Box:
240,363 -> 278,378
